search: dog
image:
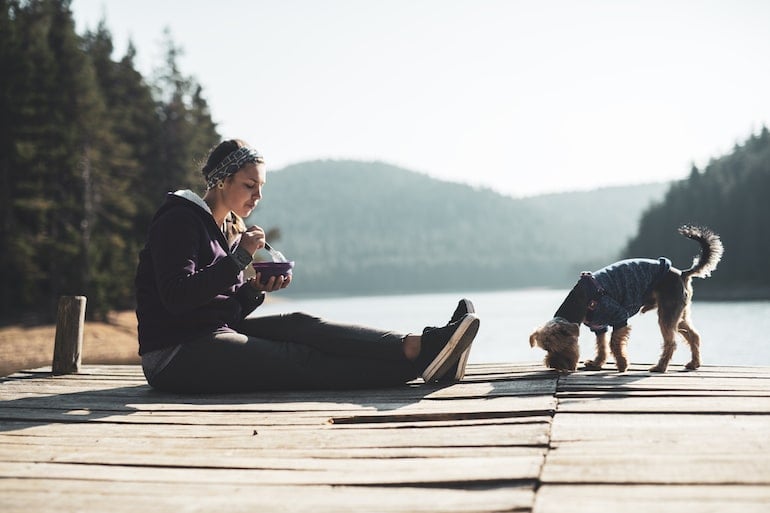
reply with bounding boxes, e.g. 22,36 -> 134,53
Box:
529,225 -> 723,373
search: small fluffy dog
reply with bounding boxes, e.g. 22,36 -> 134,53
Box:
529,226 -> 723,373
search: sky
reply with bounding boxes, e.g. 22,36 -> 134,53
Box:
71,0 -> 770,197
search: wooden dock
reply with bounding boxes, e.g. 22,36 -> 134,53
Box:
1,362 -> 769,512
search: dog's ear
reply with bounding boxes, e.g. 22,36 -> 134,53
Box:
529,329 -> 541,348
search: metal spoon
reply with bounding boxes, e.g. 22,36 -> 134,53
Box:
264,242 -> 288,263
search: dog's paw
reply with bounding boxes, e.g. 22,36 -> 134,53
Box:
685,361 -> 700,371
649,364 -> 668,373
583,360 -> 604,370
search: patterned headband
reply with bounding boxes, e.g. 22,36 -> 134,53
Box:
206,146 -> 264,189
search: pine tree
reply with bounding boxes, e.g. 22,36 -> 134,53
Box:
0,0 -> 25,317
1,5 -> 222,322
150,29 -> 219,198
622,128 -> 770,298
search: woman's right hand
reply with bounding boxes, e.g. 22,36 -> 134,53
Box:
239,225 -> 265,256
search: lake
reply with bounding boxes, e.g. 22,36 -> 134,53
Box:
253,289 -> 770,367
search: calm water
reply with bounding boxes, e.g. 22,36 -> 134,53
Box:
253,289 -> 770,367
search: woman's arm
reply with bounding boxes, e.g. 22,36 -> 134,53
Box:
150,208 -> 241,314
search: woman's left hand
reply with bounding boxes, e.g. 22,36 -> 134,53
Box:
249,273 -> 292,292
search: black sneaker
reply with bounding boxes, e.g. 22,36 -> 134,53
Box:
450,298 -> 475,323
440,299 -> 475,381
418,313 -> 480,383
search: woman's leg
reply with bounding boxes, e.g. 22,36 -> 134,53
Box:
150,326 -> 419,393
236,312 -> 409,361
150,306 -> 479,393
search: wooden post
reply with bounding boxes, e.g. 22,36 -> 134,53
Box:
52,296 -> 86,375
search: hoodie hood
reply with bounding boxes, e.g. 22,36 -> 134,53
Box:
173,189 -> 211,214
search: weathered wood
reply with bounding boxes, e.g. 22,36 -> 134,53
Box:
1,479 -> 534,513
2,362 -> 770,512
541,414 -> 770,484
51,295 -> 86,375
534,485 -> 770,513
0,454 -> 544,485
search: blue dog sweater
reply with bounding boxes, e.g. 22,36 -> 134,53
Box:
580,257 -> 671,333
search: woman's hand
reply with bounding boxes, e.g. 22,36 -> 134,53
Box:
249,273 -> 292,292
239,225 -> 265,256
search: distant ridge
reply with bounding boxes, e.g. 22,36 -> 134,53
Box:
247,160 -> 668,295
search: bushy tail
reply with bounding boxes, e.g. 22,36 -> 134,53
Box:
679,225 -> 723,279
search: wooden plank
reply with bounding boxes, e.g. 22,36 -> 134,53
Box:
542,413 -> 770,484
542,452 -> 770,484
0,479 -> 534,513
549,413 -> 770,445
556,395 -> 770,413
0,395 -> 556,426
0,378 -> 556,405
0,454 -> 544,485
0,421 -> 550,463
558,372 -> 770,393
0,415 -> 552,441
534,485 -> 770,513
0,443 -> 544,467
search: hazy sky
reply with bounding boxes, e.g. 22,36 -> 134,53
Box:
71,0 -> 770,197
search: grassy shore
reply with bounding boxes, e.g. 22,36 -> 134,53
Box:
0,311 -> 140,378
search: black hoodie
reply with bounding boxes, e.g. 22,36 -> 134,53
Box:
134,191 -> 264,354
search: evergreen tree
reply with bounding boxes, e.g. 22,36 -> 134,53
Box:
0,2 -> 220,322
150,29 -> 219,198
622,128 -> 770,298
0,0 -> 24,317
5,0 -> 104,319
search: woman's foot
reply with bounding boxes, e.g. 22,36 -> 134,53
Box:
418,313 -> 480,382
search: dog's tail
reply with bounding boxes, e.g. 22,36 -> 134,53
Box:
679,225 -> 724,280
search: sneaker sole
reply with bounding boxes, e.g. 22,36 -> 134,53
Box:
422,314 -> 480,383
447,299 -> 476,381
451,346 -> 472,381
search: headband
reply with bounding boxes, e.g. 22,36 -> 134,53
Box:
205,146 -> 264,189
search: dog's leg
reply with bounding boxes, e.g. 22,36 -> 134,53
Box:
651,318 -> 681,373
609,325 -> 631,372
678,306 -> 702,370
584,331 -> 609,370
650,293 -> 686,373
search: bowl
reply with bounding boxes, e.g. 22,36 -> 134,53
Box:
251,261 -> 294,284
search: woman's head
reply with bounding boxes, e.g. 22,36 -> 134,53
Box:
202,139 -> 265,189
201,139 -> 266,219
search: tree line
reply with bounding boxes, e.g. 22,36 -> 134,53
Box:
1,0 -> 219,323
622,127 -> 770,298
2,1 -> 766,324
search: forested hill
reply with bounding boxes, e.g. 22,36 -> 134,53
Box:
246,160 -> 668,295
622,128 -> 770,299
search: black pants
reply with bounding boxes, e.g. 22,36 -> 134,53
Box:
149,312 -> 420,393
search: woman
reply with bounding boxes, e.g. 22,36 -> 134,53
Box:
135,139 -> 479,393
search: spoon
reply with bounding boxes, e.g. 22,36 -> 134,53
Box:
264,242 -> 288,263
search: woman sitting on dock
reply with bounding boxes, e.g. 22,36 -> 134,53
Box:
134,139 -> 480,393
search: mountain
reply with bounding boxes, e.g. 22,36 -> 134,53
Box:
246,160 -> 668,295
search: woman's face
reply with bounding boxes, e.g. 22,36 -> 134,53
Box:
223,162 -> 266,218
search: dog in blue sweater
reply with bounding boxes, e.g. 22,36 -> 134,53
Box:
529,226 -> 723,373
